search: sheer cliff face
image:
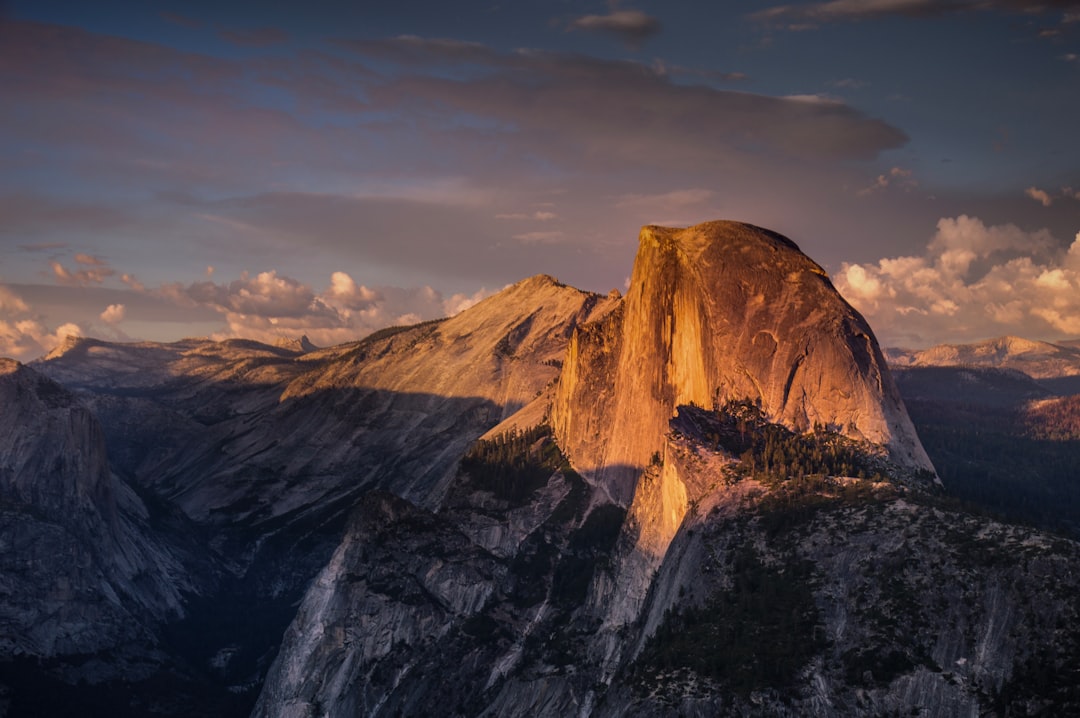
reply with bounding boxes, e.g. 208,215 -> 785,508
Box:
553,221 -> 933,503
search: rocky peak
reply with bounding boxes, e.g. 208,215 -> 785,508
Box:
273,334 -> 318,354
553,220 -> 933,502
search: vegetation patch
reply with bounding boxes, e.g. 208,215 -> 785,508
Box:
635,544 -> 824,697
681,400 -> 887,484
460,425 -> 564,505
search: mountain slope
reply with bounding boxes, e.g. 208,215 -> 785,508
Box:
16,276 -> 616,715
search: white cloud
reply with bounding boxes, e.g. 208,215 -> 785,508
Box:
443,287 -> 494,316
99,303 -> 125,323
835,215 -> 1080,346
0,286 -> 83,360
159,268 -> 492,348
324,271 -> 381,311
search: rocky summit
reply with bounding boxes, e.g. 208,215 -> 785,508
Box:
3,221 -> 1080,717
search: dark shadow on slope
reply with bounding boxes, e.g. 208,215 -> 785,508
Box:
894,366 -> 1080,537
2,383 -> 518,718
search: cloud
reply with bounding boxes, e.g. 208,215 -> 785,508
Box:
74,253 -> 108,266
99,303 -> 125,324
754,0 -> 1080,27
858,166 -> 918,196
835,215 -> 1080,346
324,271 -> 381,311
2,21 -> 913,307
617,188 -> 714,208
348,37 -> 908,165
567,9 -> 662,48
830,78 -> 869,90
443,288 -> 494,316
495,211 -> 558,220
649,59 -> 746,83
0,286 -> 30,314
50,256 -> 116,286
1025,186 -> 1080,206
154,267 -> 493,347
0,285 -> 83,360
512,231 -> 566,244
1026,186 -> 1054,206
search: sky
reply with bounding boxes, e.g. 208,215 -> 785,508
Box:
1,0 -> 1079,359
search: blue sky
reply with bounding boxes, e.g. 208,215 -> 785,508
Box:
1,0 -> 1079,356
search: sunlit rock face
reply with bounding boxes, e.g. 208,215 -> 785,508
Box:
553,220 -> 933,505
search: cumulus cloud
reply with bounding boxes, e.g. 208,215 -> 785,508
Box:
99,303 -> 126,324
0,285 -> 83,360
567,9 -> 662,48
835,215 -> 1080,346
324,271 -> 381,311
157,268 -> 492,347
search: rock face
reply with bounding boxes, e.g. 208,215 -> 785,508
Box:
0,359 -> 194,659
553,221 -> 933,504
548,221 -> 935,638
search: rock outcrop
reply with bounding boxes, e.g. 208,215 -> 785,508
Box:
553,221 -> 933,499
0,359 -> 195,659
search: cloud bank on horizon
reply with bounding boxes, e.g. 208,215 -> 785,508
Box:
0,0 -> 1077,359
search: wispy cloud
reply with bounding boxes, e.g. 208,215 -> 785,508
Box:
566,9 -> 662,49
858,166 -> 918,196
753,0 -> 1080,29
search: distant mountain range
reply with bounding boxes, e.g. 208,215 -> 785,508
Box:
3,221 -> 1080,717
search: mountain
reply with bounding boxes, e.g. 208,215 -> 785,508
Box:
888,336 -> 1080,394
3,274 -> 614,715
254,222 -> 1080,716
887,339 -> 1080,537
4,220 -> 1080,716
